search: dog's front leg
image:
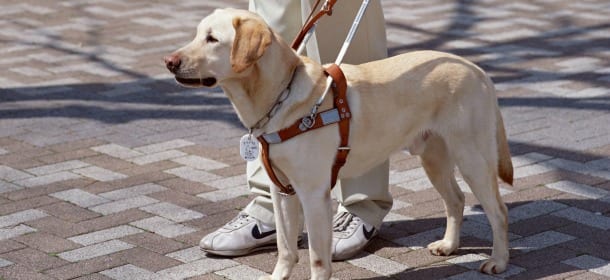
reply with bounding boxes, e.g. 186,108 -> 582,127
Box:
262,185 -> 302,280
300,185 -> 333,280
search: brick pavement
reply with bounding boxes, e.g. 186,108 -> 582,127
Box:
0,0 -> 609,279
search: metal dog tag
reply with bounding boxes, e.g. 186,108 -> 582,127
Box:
239,134 -> 259,161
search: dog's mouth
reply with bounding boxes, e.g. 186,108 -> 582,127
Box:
175,76 -> 217,88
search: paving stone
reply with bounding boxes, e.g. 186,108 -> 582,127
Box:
120,232 -> 187,255
510,231 -> 576,253
562,255 -> 610,277
45,254 -> 128,280
171,155 -> 229,171
113,247 -> 183,272
156,257 -> 239,279
446,253 -> 525,278
214,264 -> 269,279
0,263 -> 56,280
14,171 -> 82,188
347,252 -> 410,276
507,199 -> 569,223
196,185 -> 250,202
130,216 -> 197,238
552,207 -> 610,230
69,225 -> 144,246
0,165 -> 34,182
165,246 -> 207,263
0,247 -> 68,272
0,258 -> 12,268
72,166 -> 128,182
25,160 -> 90,176
91,144 -> 144,159
100,264 -> 165,280
134,139 -> 195,154
58,240 -> 135,262
165,166 -> 223,183
206,174 -> 247,190
89,196 -> 159,215
0,209 -> 48,228
129,150 -> 188,165
139,202 -> 204,222
98,183 -> 168,200
50,188 -> 111,208
14,231 -> 80,254
0,225 -> 37,240
0,180 -> 21,193
546,180 -> 610,199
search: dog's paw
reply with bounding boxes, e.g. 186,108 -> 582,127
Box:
427,239 -> 458,256
479,258 -> 507,274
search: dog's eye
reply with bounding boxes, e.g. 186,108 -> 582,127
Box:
205,34 -> 218,43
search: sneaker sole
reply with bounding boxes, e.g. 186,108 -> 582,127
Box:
200,236 -> 305,257
201,241 -> 277,257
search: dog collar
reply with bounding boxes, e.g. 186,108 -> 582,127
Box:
248,65 -> 299,134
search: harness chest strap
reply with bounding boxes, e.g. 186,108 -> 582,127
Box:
257,64 -> 350,195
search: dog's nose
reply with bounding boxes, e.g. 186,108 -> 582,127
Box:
164,54 -> 181,74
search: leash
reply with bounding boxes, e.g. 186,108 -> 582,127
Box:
256,0 -> 370,195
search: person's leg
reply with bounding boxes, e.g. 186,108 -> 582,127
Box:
200,0 -> 305,257
311,0 -> 393,260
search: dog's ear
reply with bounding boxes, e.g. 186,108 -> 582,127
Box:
231,17 -> 272,73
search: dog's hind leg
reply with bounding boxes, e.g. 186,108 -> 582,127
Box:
419,133 -> 464,256
449,138 -> 509,274
265,186 -> 302,280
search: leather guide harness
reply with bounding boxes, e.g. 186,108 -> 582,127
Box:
255,0 -> 364,196
257,64 -> 350,195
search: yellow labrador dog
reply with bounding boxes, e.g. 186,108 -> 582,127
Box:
165,8 -> 513,280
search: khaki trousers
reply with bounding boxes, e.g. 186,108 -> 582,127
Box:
244,0 -> 392,228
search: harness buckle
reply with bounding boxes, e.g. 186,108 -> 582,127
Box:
301,115 -> 316,129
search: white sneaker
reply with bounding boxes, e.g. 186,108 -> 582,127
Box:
200,212 -> 277,256
331,211 -> 377,260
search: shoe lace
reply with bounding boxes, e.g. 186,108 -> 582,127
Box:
223,213 -> 252,230
332,212 -> 360,236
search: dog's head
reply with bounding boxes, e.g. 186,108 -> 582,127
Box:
164,8 -> 273,88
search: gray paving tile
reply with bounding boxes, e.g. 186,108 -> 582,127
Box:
552,207 -> 610,230
0,225 -> 37,240
99,183 -> 168,200
13,171 -> 82,188
89,196 -> 159,215
347,253 -> 410,276
139,202 -> 204,223
51,189 -> 111,208
129,216 -> 197,238
68,225 -> 144,246
26,160 -> 90,176
510,231 -> 576,253
546,180 -> 609,199
72,166 -> 128,182
0,209 -> 48,228
101,264 -> 167,280
215,264 -> 269,280
58,240 -> 135,262
562,255 -> 610,277
165,246 -> 207,263
156,258 -> 239,279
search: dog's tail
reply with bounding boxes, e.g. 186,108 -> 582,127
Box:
496,106 -> 513,185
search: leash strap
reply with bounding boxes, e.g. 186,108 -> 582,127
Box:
257,64 -> 349,195
291,0 -> 337,50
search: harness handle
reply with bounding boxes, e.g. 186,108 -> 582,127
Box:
291,0 -> 338,51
